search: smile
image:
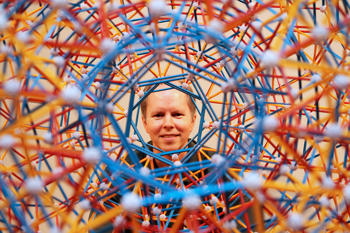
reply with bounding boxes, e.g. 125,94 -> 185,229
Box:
161,135 -> 179,138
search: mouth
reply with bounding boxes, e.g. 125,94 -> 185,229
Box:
160,134 -> 179,139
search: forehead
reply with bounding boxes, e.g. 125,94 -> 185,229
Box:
146,88 -> 190,112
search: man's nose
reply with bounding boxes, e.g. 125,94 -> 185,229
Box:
163,114 -> 174,128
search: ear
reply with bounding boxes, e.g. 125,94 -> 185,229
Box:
190,114 -> 196,132
142,116 -> 149,134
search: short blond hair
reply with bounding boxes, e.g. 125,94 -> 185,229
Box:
140,82 -> 196,120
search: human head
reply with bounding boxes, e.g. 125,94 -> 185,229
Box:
141,83 -> 197,153
140,82 -> 196,121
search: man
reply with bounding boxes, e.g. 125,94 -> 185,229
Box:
90,82 -> 258,232
139,82 -> 197,167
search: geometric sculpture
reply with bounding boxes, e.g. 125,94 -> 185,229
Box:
1,0 -> 350,232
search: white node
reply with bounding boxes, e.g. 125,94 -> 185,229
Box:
183,194 -> 201,210
319,196 -> 330,208
93,2 -> 101,9
204,205 -> 211,211
182,82 -> 189,89
154,193 -> 162,200
208,18 -> 224,33
256,191 -> 266,202
260,50 -> 279,68
153,206 -> 161,214
203,122 -> 210,129
0,134 -> 14,149
171,154 -> 179,161
324,123 -> 343,138
63,76 -> 71,83
241,172 -> 262,190
130,135 -> 138,142
211,154 -> 225,166
230,47 -> 238,56
108,2 -> 120,11
49,226 -> 62,233
239,25 -> 247,32
320,5 -> 327,13
238,125 -> 245,133
3,79 -> 21,96
91,182 -> 98,188
43,132 -> 53,144
99,182 -> 109,190
192,1 -> 199,10
93,82 -> 101,90
138,90 -> 144,98
72,131 -> 81,140
132,83 -> 139,92
196,50 -> 202,58
99,38 -> 115,54
223,220 -> 237,230
322,176 -> 335,189
25,176 -> 44,194
81,68 -> 88,74
61,85 -> 81,104
113,215 -> 125,228
279,164 -> 290,175
343,184 -> 350,203
312,25 -> 329,42
174,161 -> 182,166
124,110 -> 128,117
121,192 -> 141,212
310,74 -> 322,83
262,116 -> 279,132
251,21 -> 262,31
140,167 -> 150,176
289,161 -> 298,171
50,48 -> 59,56
248,1 -> 256,9
51,0 -> 68,9
333,74 -> 350,90
83,147 -> 102,164
287,213 -> 304,231
53,56 -> 65,67
126,138 -> 132,144
148,0 -> 168,18
142,220 -> 150,227
159,214 -> 166,219
209,196 -> 219,205
17,31 -> 30,43
212,121 -> 220,129
106,102 -> 114,113
178,22 -> 187,31
52,167 -> 64,176
121,32 -> 130,40
290,89 -> 299,99
70,141 -> 75,148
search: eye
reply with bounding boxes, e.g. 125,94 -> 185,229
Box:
153,113 -> 164,118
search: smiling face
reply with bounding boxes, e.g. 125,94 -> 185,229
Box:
142,87 -> 196,153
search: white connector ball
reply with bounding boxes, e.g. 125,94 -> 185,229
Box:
324,123 -> 343,138
3,79 -> 21,96
322,176 -> 335,189
0,134 -> 14,149
251,21 -> 262,31
72,131 -> 81,140
260,50 -> 279,68
182,82 -> 189,89
121,192 -> 141,212
203,122 -> 210,129
140,167 -> 150,176
311,25 -> 329,42
148,0 -> 168,18
113,215 -> 125,227
61,85 -> 81,104
290,89 -> 299,99
333,74 -> 350,90
25,176 -> 44,194
142,220 -> 150,227
183,194 -> 201,210
208,19 -> 224,33
83,147 -> 102,164
43,132 -> 53,144
49,226 -> 62,233
152,206 -> 161,215
211,154 -> 225,166
319,196 -> 330,208
171,154 -> 179,161
99,38 -> 115,54
262,116 -> 279,132
287,213 -> 304,231
209,196 -> 219,204
279,164 -> 290,175
212,121 -> 220,129
138,90 -> 144,98
241,172 -> 262,190
154,193 -> 162,200
130,135 -> 138,142
53,56 -> 65,67
343,184 -> 350,203
99,182 -> 109,190
320,5 -> 327,13
174,161 -> 182,166
223,220 -> 237,230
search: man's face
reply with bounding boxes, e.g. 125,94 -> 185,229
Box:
142,88 -> 196,152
